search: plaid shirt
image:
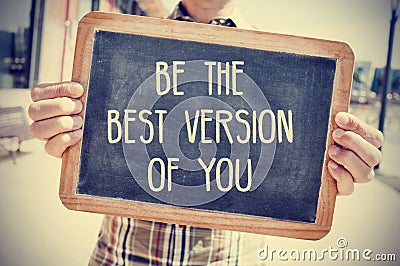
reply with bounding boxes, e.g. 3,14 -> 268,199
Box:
89,217 -> 256,265
89,3 -> 262,265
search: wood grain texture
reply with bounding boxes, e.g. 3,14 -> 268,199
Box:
60,12 -> 354,240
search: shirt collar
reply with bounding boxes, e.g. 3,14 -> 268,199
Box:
167,1 -> 253,30
167,1 -> 195,22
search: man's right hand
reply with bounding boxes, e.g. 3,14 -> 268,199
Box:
28,82 -> 84,158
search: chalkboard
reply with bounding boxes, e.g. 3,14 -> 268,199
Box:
60,12 -> 354,240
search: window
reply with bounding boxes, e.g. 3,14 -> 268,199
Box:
0,0 -> 44,88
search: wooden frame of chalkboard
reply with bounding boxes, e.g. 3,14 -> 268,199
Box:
60,12 -> 354,240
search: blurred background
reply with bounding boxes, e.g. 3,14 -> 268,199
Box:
0,0 -> 399,265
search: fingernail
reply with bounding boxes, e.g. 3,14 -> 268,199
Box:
72,116 -> 83,128
329,145 -> 341,156
72,129 -> 83,138
336,112 -> 348,125
328,160 -> 338,169
31,87 -> 41,101
70,83 -> 84,97
73,99 -> 83,113
333,128 -> 346,139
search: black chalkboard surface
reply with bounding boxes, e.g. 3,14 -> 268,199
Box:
60,12 -> 354,240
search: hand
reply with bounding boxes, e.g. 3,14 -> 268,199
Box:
28,82 -> 84,158
328,112 -> 384,195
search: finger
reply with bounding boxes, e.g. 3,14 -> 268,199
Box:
327,160 -> 354,196
31,82 -> 84,102
328,144 -> 374,183
30,115 -> 83,140
28,97 -> 83,121
335,112 -> 384,148
332,128 -> 382,168
44,129 -> 83,158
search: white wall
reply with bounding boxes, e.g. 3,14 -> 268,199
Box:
38,0 -> 91,84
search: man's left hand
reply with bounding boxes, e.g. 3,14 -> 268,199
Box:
328,112 -> 384,196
